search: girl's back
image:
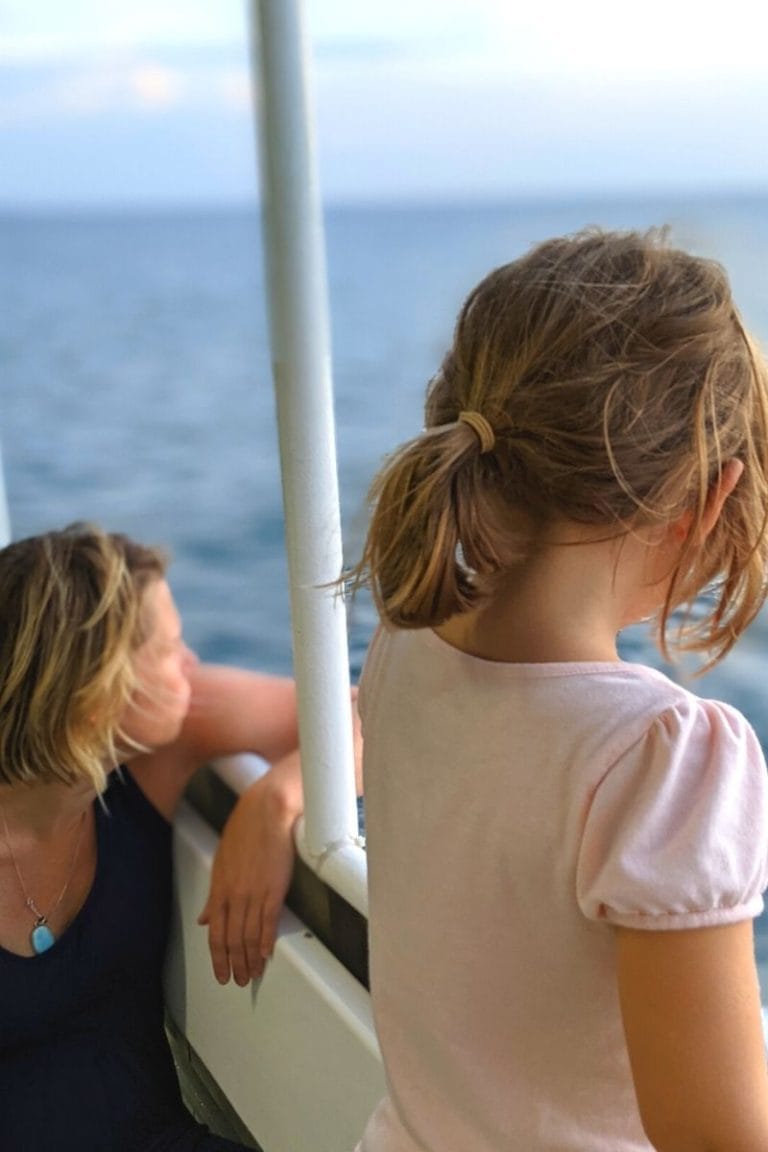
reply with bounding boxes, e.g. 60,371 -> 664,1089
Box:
359,627 -> 767,1151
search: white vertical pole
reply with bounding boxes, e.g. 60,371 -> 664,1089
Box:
249,0 -> 359,860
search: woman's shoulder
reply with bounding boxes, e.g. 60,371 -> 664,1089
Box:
100,766 -> 174,834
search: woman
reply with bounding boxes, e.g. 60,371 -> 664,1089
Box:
0,522 -> 317,1150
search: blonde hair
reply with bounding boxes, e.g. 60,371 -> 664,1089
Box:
353,228 -> 768,667
0,523 -> 167,791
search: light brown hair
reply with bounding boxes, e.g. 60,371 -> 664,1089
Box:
0,523 -> 167,790
352,228 -> 768,667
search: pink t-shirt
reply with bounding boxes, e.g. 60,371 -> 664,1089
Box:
357,626 -> 768,1152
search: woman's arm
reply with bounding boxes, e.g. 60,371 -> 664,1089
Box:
130,662 -> 300,819
198,749 -> 303,985
180,662 -> 300,766
131,661 -> 361,985
616,921 -> 768,1152
127,664 -> 303,984
199,691 -> 363,985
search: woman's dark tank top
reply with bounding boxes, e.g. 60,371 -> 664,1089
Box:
0,768 -> 251,1152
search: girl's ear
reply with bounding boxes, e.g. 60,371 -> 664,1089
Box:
670,459 -> 744,543
700,458 -> 744,539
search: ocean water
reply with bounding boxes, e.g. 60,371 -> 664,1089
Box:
3,195 -> 768,952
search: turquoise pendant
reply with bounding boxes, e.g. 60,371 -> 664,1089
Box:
31,922 -> 55,955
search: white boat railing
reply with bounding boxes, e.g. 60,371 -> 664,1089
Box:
247,0 -> 367,916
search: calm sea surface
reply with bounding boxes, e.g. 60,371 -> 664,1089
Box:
2,195 -> 768,952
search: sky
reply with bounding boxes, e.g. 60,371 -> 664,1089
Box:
1,0 -> 767,209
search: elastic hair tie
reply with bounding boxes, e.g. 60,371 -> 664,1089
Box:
458,410 -> 496,454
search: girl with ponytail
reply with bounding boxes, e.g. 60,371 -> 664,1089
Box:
354,229 -> 768,1152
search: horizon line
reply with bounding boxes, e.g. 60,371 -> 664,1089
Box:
1,185 -> 767,220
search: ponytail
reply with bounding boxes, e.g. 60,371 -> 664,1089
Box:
351,421 -> 507,629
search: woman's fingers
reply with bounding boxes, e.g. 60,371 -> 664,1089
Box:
199,899 -> 232,985
224,895 -> 255,987
200,893 -> 270,985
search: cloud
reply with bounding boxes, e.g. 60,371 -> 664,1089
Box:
0,0 -> 246,61
62,62 -> 186,115
0,50 -> 253,126
311,50 -> 768,201
131,65 -> 184,109
1,0 -> 766,207
216,70 -> 252,112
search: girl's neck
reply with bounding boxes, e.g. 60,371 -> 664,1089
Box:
437,603 -> 620,665
436,525 -> 670,665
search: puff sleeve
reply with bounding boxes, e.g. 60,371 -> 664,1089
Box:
577,697 -> 768,929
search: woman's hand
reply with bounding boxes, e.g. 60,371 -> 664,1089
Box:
197,751 -> 303,986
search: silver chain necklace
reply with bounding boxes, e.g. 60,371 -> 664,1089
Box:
0,803 -> 87,955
